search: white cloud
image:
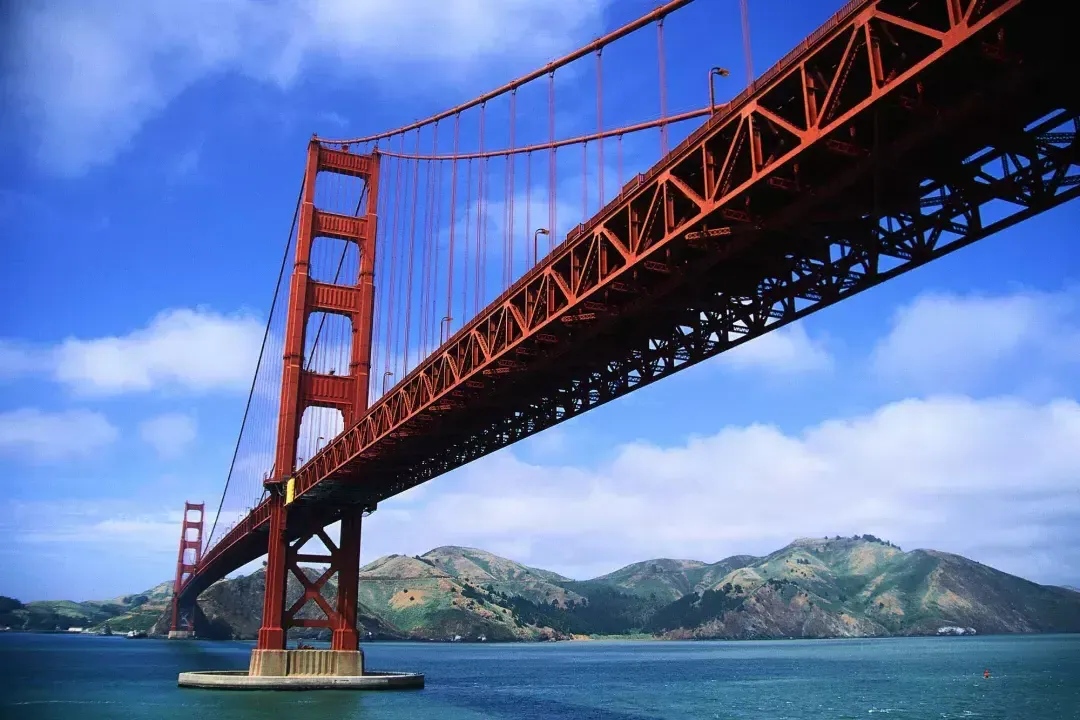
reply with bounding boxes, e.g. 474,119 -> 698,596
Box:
872,289 -> 1080,391
716,323 -> 831,374
0,307 -> 264,395
365,395 -> 1080,586
140,413 -> 199,459
6,0 -> 609,176
0,408 -> 118,463
12,501 -> 182,552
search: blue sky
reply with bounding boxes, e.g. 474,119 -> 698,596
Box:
1,0 -> 1078,601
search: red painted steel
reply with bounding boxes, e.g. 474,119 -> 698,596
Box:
169,503 -> 203,633
256,139 -> 380,650
179,0 -> 1077,617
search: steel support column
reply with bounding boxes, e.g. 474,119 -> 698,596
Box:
331,512 -> 362,651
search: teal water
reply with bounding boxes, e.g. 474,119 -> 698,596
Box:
1,633 -> 1077,719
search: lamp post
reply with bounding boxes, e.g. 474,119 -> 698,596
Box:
382,370 -> 394,393
709,67 -> 730,111
533,228 -> 550,266
440,316 -> 452,344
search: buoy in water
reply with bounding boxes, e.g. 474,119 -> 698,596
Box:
984,669 -> 991,679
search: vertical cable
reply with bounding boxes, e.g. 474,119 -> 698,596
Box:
658,18 -> 669,155
446,114 -> 460,336
548,71 -> 556,250
475,103 -> 486,315
740,0 -> 753,87
506,88 -> 517,290
462,157 -> 473,327
430,158 -> 444,351
596,48 -> 604,208
617,134 -> 624,191
382,135 -> 406,392
402,131 -> 422,377
420,125 -> 438,359
525,150 -> 532,267
582,140 -> 588,222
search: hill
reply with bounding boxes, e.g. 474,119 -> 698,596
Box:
0,582 -> 170,633
6,537 -> 1079,641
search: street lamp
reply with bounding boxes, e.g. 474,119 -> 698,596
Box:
440,316 -> 453,344
533,228 -> 550,265
709,67 -> 731,111
382,370 -> 394,393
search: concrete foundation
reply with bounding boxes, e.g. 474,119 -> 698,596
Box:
177,670 -> 424,691
167,630 -> 194,639
178,648 -> 423,691
249,649 -> 364,677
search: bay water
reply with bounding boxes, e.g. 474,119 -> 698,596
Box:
1,632 -> 1077,719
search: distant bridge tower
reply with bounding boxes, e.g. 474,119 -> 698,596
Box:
168,502 -> 204,639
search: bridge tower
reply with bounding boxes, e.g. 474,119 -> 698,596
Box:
168,502 -> 204,639
250,139 -> 380,677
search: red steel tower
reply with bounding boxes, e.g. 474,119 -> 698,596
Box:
250,139 -> 380,676
168,502 -> 204,638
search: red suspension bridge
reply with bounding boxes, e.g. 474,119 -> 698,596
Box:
169,0 -> 1077,676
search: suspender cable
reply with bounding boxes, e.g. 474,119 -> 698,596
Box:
420,124 -> 438,358
658,17 -> 669,155
596,48 -> 604,207
430,157 -> 444,351
462,157 -> 473,327
402,131 -> 422,377
582,140 -> 588,222
525,150 -> 532,267
617,134 -> 624,190
740,0 -> 753,87
382,135 -> 406,393
445,114 -> 460,336
475,103 -> 486,315
506,88 -> 517,290
548,71 -> 557,250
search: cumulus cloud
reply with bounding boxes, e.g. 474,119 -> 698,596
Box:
872,288 -> 1080,391
5,0 -> 609,175
139,413 -> 199,459
0,408 -> 119,463
716,323 -> 831,374
364,395 -> 1080,586
0,307 -> 263,395
11,501 -> 183,554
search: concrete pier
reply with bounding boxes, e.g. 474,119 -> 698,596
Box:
177,649 -> 423,691
177,670 -> 424,690
248,649 -> 364,677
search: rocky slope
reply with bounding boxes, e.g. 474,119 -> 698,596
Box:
8,537 -> 1080,642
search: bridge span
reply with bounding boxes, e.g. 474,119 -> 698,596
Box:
170,0 -> 1077,679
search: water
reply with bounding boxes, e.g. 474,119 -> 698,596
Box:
1,633 -> 1077,719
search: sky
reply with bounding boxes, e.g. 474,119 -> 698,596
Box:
1,0 -> 1078,602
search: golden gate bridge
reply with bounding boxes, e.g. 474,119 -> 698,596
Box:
168,0 -> 1077,682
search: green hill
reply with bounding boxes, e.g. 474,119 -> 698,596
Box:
6,536 -> 1079,642
0,582 -> 171,634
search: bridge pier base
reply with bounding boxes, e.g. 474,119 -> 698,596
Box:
249,648 -> 364,677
